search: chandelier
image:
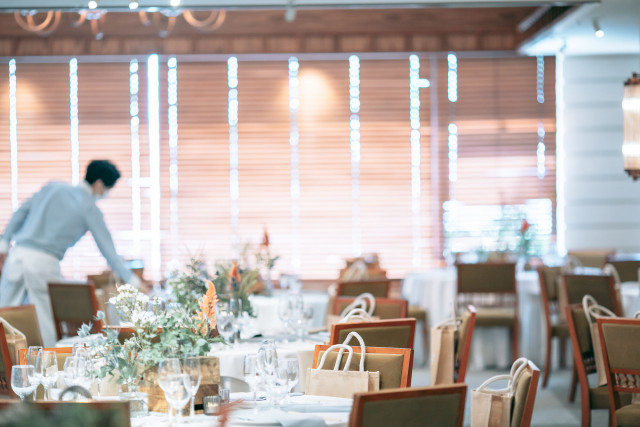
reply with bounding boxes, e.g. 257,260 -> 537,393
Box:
622,73 -> 640,180
13,8 -> 226,39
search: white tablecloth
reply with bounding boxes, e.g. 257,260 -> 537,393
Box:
210,336 -> 327,394
249,292 -> 330,335
131,393 -> 351,426
402,267 -> 543,370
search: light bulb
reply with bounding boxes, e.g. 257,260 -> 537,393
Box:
170,0 -> 181,6
88,0 -> 98,9
129,0 -> 139,10
592,19 -> 604,39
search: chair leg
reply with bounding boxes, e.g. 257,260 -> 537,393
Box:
559,336 -> 567,369
569,365 -> 578,403
511,321 -> 519,364
543,334 -> 552,388
580,387 -> 590,427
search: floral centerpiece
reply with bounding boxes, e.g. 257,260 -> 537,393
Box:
212,260 -> 259,317
255,229 -> 280,294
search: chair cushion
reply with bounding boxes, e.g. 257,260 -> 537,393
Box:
551,322 -> 570,338
474,308 -> 517,327
408,306 -> 427,322
589,386 -> 633,409
616,403 -> 640,426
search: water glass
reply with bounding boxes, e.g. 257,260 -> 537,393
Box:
243,354 -> 259,409
163,373 -> 191,424
11,365 -> 37,401
283,358 -> 299,397
203,395 -> 220,416
26,347 -> 43,388
216,302 -> 237,344
157,358 -> 182,419
37,351 -> 58,400
219,388 -> 230,405
184,356 -> 202,419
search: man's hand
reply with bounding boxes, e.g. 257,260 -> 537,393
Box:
0,253 -> 6,271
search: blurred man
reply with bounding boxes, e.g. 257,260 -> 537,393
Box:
0,160 -> 143,346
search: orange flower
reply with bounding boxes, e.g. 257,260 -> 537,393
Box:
520,219 -> 530,234
229,261 -> 240,283
261,229 -> 270,247
196,280 -> 218,332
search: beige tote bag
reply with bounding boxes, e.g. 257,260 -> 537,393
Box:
0,316 -> 28,365
582,295 -> 616,387
471,358 -> 529,427
305,331 -> 379,398
430,316 -> 459,385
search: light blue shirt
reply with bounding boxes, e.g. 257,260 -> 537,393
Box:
0,181 -> 134,283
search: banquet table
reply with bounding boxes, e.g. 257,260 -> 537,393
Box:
248,291 -> 330,335
402,267 -> 543,369
130,394 -> 352,427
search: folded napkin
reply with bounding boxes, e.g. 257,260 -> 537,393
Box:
231,409 -> 327,427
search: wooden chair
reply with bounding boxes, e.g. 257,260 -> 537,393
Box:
455,305 -> 476,384
0,305 -> 44,347
330,319 -> 416,350
568,249 -> 614,269
348,384 -> 467,427
0,401 -> 131,426
18,347 -> 73,366
312,344 -> 413,389
48,280 -> 102,340
333,297 -> 408,319
456,262 -> 519,363
605,254 -> 640,283
537,265 -> 570,388
511,360 -> 541,427
597,317 -> 640,427
336,279 -> 391,298
0,324 -> 15,397
565,304 -> 631,427
562,274 -> 622,316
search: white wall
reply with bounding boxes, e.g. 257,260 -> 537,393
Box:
558,54 -> 640,253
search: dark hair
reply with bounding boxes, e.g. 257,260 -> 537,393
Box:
85,160 -> 121,188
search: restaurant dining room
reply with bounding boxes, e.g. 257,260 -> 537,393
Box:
0,0 -> 639,426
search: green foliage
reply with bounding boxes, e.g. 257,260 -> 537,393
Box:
212,261 -> 259,317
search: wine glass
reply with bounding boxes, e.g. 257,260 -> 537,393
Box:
283,358 -> 299,398
163,373 -> 191,425
37,351 -> 58,400
157,358 -> 182,420
216,302 -> 236,344
183,356 -> 202,420
92,356 -> 107,398
11,365 -> 37,401
266,364 -> 290,408
27,346 -> 43,393
243,354 -> 259,409
278,295 -> 292,332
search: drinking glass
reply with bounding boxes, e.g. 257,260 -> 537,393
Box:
283,358 -> 299,398
11,365 -> 37,401
27,346 -> 43,391
37,351 -> 58,400
243,354 -> 259,409
92,356 -> 107,398
266,365 -> 290,408
184,356 -> 202,419
157,358 -> 182,420
163,373 -> 191,425
216,302 -> 236,344
256,339 -> 278,378
278,295 -> 292,331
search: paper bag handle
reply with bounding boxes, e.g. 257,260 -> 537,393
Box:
582,294 -> 616,326
339,309 -> 372,323
317,344 -> 354,372
339,331 -> 366,372
339,292 -> 376,317
603,264 -> 621,285
0,316 -> 26,339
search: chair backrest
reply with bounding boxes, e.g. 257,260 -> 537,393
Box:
313,345 -> 413,389
565,305 -> 597,394
605,254 -> 640,283
568,249 -> 614,269
0,305 -> 44,348
330,319 -> 416,350
0,324 -> 15,397
337,280 -> 391,298
87,272 -> 115,290
597,318 -> 640,401
510,360 -> 541,427
562,274 -> 621,316
456,262 -> 516,294
333,297 -> 408,319
48,280 -> 102,340
455,305 -> 476,384
537,266 -> 562,331
19,347 -> 73,368
0,401 -> 131,426
348,384 -> 467,427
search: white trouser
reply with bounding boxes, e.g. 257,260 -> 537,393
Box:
0,246 -> 62,347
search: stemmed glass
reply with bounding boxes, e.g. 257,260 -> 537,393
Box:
11,365 -> 38,401
283,358 -> 299,399
157,358 -> 182,422
278,296 -> 292,332
243,354 -> 260,409
36,351 -> 58,400
183,356 -> 202,420
163,373 -> 191,425
27,346 -> 42,396
217,302 -> 237,345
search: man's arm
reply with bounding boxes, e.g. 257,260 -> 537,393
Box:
85,205 -> 141,287
0,193 -> 35,258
